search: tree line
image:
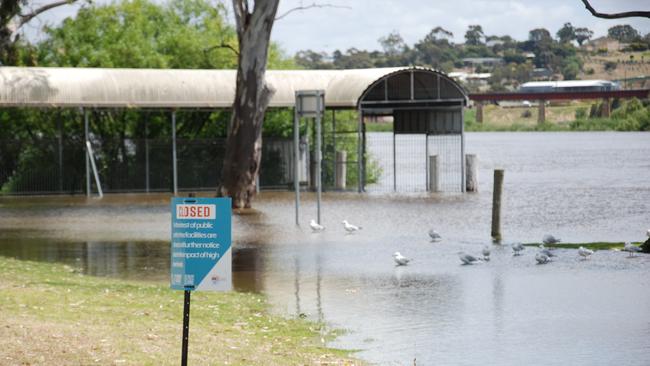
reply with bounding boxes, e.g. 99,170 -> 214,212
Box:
295,23 -> 650,88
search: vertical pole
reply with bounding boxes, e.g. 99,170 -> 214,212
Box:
428,155 -> 439,192
316,93 -> 322,224
537,100 -> 545,125
476,101 -> 483,123
425,134 -> 429,191
181,290 -> 191,366
294,107 -> 300,226
461,106 -> 466,193
491,169 -> 504,241
332,109 -> 336,189
392,131 -> 396,192
57,113 -> 64,192
602,97 -> 611,117
84,108 -> 90,197
361,115 -> 366,192
145,116 -> 150,193
465,154 -> 479,192
357,109 -> 363,193
172,111 -> 178,195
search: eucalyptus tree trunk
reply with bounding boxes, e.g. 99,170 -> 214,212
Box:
218,0 -> 279,208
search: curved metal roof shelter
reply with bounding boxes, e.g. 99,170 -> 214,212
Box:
0,66 -> 467,109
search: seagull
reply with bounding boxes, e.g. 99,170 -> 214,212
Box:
623,242 -> 642,257
539,244 -> 557,258
393,252 -> 410,266
458,251 -> 481,265
428,229 -> 442,242
535,252 -> 551,264
646,229 -> 650,238
578,246 -> 594,260
512,242 -> 525,256
342,220 -> 361,233
309,219 -> 325,232
482,245 -> 491,261
543,234 -> 561,245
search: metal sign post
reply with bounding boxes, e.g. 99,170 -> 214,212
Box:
171,197 -> 232,365
294,90 -> 325,226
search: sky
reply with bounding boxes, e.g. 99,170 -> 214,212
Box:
24,0 -> 650,56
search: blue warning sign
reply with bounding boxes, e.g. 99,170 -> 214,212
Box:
170,197 -> 231,291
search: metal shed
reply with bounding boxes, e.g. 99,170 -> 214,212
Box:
0,66 -> 468,195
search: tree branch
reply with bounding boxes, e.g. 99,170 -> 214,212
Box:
580,0 -> 650,19
204,43 -> 239,56
275,2 -> 351,21
18,0 -> 79,28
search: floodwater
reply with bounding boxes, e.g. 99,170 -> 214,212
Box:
1,132 -> 650,365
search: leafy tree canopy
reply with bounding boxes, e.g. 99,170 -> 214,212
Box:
607,24 -> 641,43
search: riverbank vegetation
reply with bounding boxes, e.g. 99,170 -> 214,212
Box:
0,257 -> 360,365
523,242 -> 642,250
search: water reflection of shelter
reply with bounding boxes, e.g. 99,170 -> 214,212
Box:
0,66 -> 468,195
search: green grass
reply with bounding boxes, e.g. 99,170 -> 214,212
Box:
523,242 -> 642,250
0,257 -> 362,366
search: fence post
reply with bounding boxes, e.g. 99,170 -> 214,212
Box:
335,150 -> 347,190
491,169 -> 504,241
465,154 -> 478,192
428,155 -> 439,192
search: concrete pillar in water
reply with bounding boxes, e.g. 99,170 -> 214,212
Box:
428,155 -> 439,192
465,154 -> 478,192
491,169 -> 504,241
335,150 -> 347,190
537,100 -> 545,125
476,102 -> 484,123
602,98 -> 611,117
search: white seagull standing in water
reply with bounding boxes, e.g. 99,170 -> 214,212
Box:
428,229 -> 442,242
342,220 -> 362,233
535,252 -> 551,264
458,251 -> 481,265
393,252 -> 410,266
578,246 -> 594,260
482,246 -> 491,261
543,234 -> 561,245
512,242 -> 525,256
623,242 -> 642,257
309,219 -> 325,232
539,244 -> 557,258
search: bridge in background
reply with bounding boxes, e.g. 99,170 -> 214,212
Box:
468,89 -> 650,124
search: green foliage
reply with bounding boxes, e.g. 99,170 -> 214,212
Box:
464,25 -> 485,46
604,61 -> 617,71
607,24 -> 640,43
556,22 -> 575,44
39,0 -> 238,69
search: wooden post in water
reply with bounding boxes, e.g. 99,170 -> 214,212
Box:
491,169 -> 504,241
428,155 -> 439,192
465,154 -> 478,192
335,150 -> 347,190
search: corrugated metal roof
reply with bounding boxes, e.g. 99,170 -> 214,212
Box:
0,66 -> 465,109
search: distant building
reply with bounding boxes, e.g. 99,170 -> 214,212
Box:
461,57 -> 503,69
519,80 -> 620,93
523,52 -> 536,60
583,37 -> 626,53
449,71 -> 491,91
531,68 -> 553,80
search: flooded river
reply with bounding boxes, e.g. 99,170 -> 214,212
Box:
1,132 -> 649,365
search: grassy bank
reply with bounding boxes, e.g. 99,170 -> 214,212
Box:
523,242 -> 642,251
0,257 -> 361,366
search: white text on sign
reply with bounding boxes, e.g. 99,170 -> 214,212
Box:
176,204 -> 216,220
